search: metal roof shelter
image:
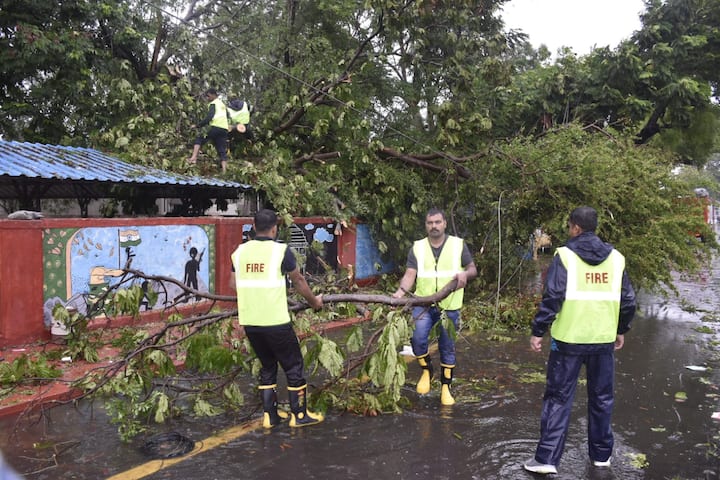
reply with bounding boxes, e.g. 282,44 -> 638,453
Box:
0,141 -> 253,216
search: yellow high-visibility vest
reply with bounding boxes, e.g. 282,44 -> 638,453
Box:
231,240 -> 289,326
413,235 -> 464,310
551,246 -> 625,344
209,98 -> 229,130
228,102 -> 250,125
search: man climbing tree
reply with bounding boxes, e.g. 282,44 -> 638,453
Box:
188,88 -> 229,173
227,98 -> 252,157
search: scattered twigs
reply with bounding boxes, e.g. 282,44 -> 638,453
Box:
30,269 -> 461,420
18,440 -> 81,476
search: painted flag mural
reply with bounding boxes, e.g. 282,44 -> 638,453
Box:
118,229 -> 142,248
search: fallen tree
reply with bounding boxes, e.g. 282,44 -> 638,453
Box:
27,268 -> 462,441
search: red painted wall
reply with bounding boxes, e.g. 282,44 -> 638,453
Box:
0,222 -> 44,346
0,216 -> 352,348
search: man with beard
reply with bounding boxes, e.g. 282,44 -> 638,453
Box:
392,208 -> 477,405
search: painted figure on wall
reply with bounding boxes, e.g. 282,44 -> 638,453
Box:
182,246 -> 204,302
118,228 -> 141,265
86,266 -> 125,316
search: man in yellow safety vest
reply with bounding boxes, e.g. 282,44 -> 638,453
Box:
523,206 -> 636,475
392,207 -> 477,406
188,88 -> 230,173
231,209 -> 325,428
227,98 -> 250,128
227,98 -> 252,156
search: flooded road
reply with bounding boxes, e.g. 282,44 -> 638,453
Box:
3,260 -> 720,479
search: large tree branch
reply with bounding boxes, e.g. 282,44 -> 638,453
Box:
28,271 -> 462,423
290,278 -> 460,311
126,268 -> 458,313
274,12 -> 385,135
635,101 -> 667,145
376,147 -> 473,179
293,151 -> 341,173
149,11 -> 167,76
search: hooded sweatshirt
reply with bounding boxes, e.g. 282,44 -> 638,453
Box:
531,231 -> 637,354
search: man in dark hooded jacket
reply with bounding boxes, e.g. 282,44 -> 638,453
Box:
523,206 -> 636,475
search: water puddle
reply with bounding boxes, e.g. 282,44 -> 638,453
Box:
3,260 -> 720,479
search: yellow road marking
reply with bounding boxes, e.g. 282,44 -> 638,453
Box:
107,344 -> 438,479
106,419 -> 262,480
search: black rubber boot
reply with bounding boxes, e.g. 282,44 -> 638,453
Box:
288,384 -> 324,427
260,384 -> 287,428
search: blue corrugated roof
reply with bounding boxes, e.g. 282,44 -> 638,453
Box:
0,141 -> 251,191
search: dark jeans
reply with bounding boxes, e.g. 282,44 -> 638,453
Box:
534,349 -> 615,466
410,306 -> 460,365
244,323 -> 306,388
194,126 -> 228,161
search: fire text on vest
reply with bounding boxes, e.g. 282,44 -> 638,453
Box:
585,272 -> 608,284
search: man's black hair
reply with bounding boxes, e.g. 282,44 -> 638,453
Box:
205,88 -> 218,96
569,206 -> 598,232
426,207 -> 446,221
254,209 -> 278,233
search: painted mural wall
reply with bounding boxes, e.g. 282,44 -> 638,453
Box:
0,216 -> 375,347
42,224 -> 215,326
33,219 -> 385,331
285,221 -> 338,274
354,223 -> 394,280
240,221 -> 339,274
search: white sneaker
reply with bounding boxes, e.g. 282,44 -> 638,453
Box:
593,457 -> 611,467
399,345 -> 414,356
523,458 -> 558,474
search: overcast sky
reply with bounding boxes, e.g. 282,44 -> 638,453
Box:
500,0 -> 646,55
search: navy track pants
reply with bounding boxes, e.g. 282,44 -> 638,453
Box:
534,349 -> 615,466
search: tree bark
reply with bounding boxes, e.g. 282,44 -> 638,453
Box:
126,268 -> 458,312
289,279 -> 459,311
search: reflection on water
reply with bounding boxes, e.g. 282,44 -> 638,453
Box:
3,260 -> 720,479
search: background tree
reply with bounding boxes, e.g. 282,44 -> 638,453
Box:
473,125 -> 716,295
495,0 -> 720,165
1,0 -> 718,292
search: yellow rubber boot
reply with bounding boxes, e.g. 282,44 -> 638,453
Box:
440,364 -> 455,406
416,355 -> 433,395
260,384 -> 288,429
288,385 -> 324,427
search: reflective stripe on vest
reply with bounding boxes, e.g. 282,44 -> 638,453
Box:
413,235 -> 464,310
231,240 -> 290,326
228,102 -> 250,124
551,246 -> 625,344
210,98 -> 229,129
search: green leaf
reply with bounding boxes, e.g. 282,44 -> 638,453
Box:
317,336 -> 344,376
345,326 -> 364,353
193,398 -> 222,417
154,393 -> 170,423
